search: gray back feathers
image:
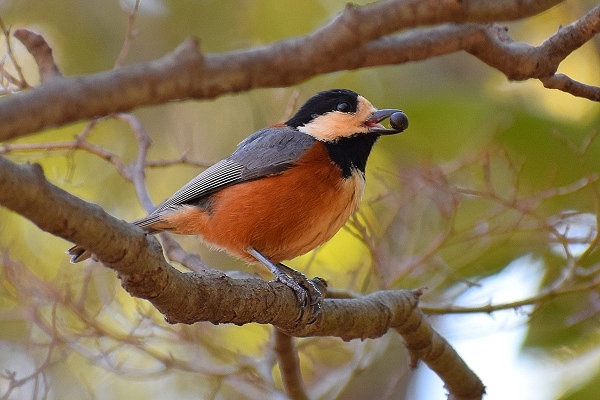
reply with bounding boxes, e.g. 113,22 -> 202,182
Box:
134,127 -> 316,227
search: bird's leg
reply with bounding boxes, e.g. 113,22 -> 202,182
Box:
247,248 -> 324,321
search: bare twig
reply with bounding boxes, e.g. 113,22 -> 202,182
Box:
114,113 -> 154,211
13,28 -> 62,82
114,0 -> 141,68
540,73 -> 600,100
274,330 -> 309,400
0,137 -> 127,172
0,19 -> 28,88
113,112 -> 216,273
421,276 -> 600,315
145,152 -> 212,168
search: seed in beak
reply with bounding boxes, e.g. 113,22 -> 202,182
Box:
390,111 -> 409,131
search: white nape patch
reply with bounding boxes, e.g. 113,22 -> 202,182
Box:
298,96 -> 377,141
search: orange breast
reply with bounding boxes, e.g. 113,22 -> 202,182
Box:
160,142 -> 364,264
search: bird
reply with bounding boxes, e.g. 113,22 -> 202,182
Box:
68,89 -> 408,317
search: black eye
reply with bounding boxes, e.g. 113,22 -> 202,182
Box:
336,102 -> 350,112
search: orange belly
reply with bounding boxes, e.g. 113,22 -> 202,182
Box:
156,142 -> 364,264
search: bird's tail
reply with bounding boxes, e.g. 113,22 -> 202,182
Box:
66,245 -> 93,263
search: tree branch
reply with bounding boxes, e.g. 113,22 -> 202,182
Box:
13,28 -> 62,82
0,0 -> 573,143
366,4 -> 600,98
540,73 -> 600,101
3,1 -> 596,398
0,154 -> 484,398
274,330 -> 309,400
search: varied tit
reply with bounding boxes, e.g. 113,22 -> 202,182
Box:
68,89 -> 409,317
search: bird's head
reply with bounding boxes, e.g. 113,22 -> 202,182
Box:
285,89 -> 408,141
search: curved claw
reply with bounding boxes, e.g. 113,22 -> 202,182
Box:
247,247 -> 325,324
304,277 -> 327,324
273,271 -> 309,309
274,262 -> 326,323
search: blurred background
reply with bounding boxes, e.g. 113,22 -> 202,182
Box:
1,0 -> 600,399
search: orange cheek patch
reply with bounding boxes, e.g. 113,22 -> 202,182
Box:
298,95 -> 376,141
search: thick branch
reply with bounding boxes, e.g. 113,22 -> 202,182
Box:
0,155 -> 484,398
466,5 -> 600,80
366,4 -> 600,93
0,0 -> 566,143
396,320 -> 486,400
0,38 -> 205,142
0,154 -> 416,333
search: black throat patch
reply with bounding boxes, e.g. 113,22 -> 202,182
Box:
323,134 -> 380,178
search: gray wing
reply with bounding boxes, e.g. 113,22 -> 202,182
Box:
140,126 -> 316,220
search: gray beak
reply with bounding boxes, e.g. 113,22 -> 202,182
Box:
365,109 -> 409,134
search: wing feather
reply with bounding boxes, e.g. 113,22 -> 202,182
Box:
137,127 -> 316,224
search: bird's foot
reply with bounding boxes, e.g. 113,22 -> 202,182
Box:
275,263 -> 327,323
247,248 -> 326,323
